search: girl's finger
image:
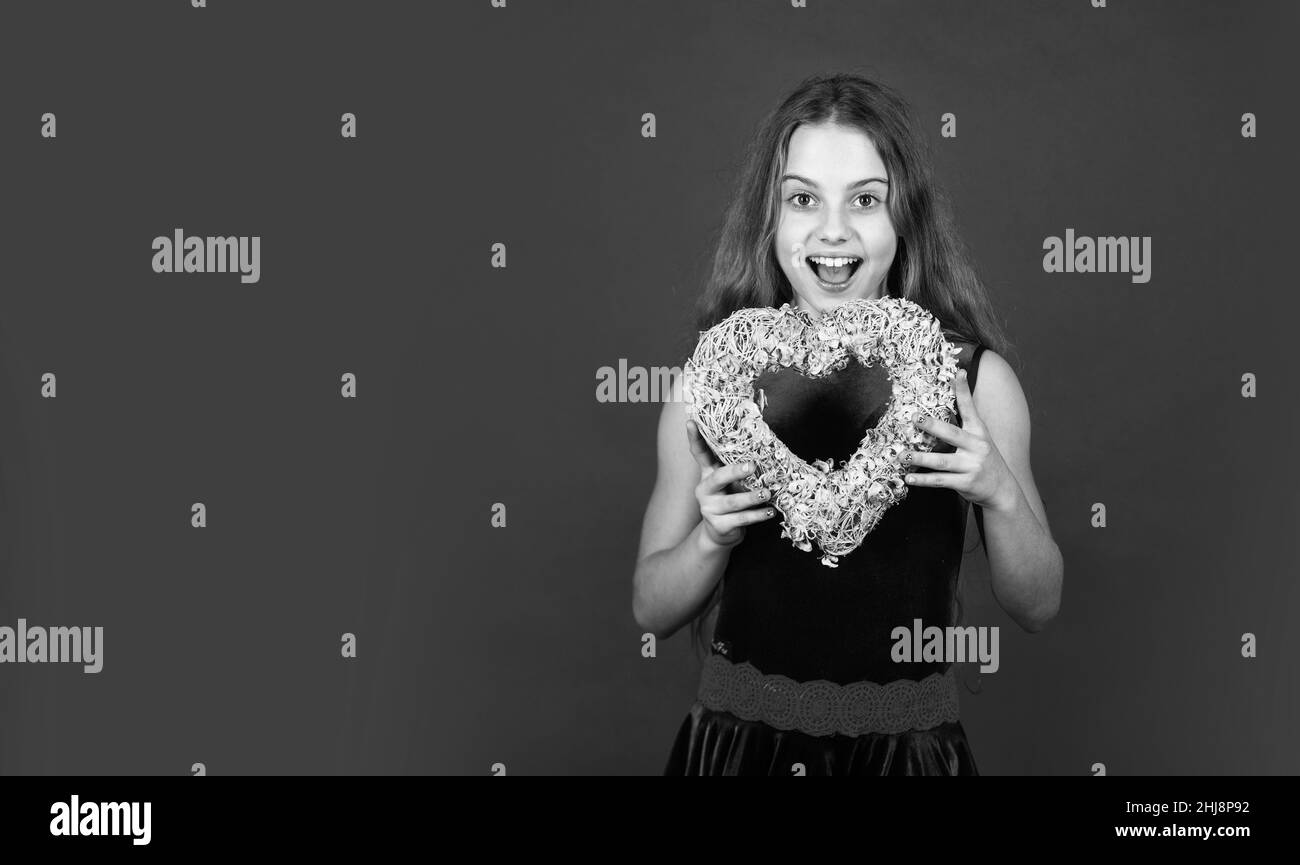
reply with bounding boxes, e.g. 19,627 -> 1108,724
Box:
953,368 -> 983,432
717,487 -> 771,514
906,450 -> 965,472
716,506 -> 777,533
918,414 -> 977,452
686,420 -> 722,470
703,460 -> 756,494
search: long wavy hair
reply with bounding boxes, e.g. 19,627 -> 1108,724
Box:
684,70 -> 1017,660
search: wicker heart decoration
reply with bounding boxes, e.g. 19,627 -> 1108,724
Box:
682,297 -> 961,567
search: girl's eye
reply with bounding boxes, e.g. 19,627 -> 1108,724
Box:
787,192 -> 880,209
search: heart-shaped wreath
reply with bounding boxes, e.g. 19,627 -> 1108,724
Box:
682,296 -> 961,567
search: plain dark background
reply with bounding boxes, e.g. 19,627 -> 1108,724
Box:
0,0 -> 1295,774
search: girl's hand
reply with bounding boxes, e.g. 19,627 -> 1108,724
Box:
902,369 -> 1020,513
687,420 -> 777,548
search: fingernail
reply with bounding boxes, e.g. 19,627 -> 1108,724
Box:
743,462 -> 754,471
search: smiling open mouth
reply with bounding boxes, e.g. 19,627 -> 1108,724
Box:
806,254 -> 863,286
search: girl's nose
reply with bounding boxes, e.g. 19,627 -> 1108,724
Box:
820,207 -> 849,241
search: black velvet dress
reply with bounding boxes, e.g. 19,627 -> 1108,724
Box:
665,334 -> 988,776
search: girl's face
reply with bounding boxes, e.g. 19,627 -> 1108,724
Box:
775,122 -> 897,320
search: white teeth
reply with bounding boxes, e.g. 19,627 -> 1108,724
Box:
808,255 -> 860,267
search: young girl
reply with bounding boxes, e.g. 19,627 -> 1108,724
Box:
633,72 -> 1063,776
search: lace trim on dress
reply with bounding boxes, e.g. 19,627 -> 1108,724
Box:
697,653 -> 961,737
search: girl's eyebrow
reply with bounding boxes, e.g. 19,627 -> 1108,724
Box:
781,174 -> 888,188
